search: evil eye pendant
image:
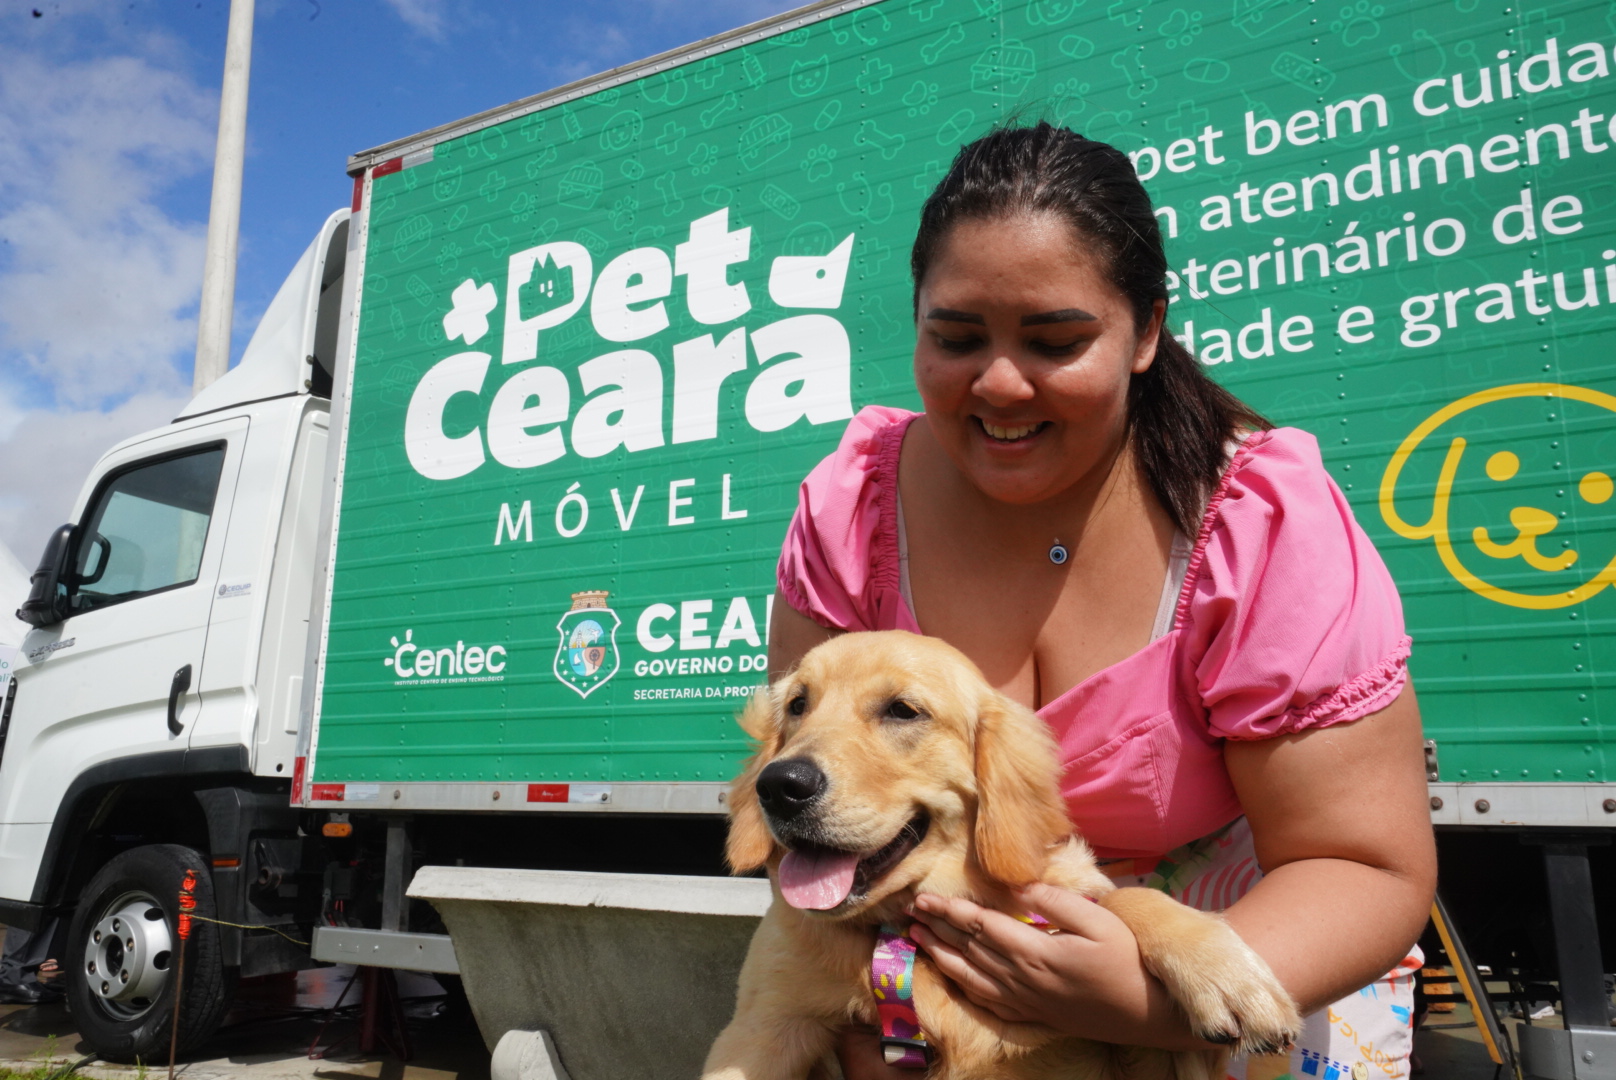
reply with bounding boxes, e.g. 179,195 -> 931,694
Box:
1048,543 -> 1069,566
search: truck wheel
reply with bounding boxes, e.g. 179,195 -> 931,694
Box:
66,845 -> 235,1063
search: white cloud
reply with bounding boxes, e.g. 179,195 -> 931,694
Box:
0,22 -> 215,554
0,47 -> 215,411
381,0 -> 446,39
0,388 -> 190,560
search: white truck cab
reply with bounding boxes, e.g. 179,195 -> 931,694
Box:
4,209 -> 348,1059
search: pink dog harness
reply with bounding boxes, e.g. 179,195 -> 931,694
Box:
872,912 -> 1058,1068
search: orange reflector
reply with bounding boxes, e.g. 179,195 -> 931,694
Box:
322,822 -> 354,838
211,857 -> 240,868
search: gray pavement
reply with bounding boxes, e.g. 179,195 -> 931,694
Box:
0,968 -> 488,1080
0,971 -> 1539,1080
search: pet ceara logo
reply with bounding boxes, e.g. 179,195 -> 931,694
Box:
554,590 -> 621,698
1380,383 -> 1616,609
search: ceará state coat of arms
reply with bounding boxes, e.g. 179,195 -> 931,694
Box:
553,590 -> 620,698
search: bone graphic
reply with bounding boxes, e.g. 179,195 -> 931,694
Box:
474,222 -> 510,254
769,234 -> 855,309
921,22 -> 965,65
523,146 -> 559,180
865,293 -> 900,341
1110,50 -> 1158,99
654,172 -> 685,215
854,120 -> 905,161
701,91 -> 741,129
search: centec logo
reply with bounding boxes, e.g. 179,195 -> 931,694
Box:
384,629 -> 508,682
554,590 -> 621,698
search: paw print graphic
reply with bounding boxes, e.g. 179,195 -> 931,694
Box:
688,143 -> 717,176
1052,77 -> 1092,123
610,196 -> 639,232
435,242 -> 462,276
902,80 -> 940,118
1158,8 -> 1203,48
802,144 -> 837,182
1331,0 -> 1385,46
508,191 -> 537,223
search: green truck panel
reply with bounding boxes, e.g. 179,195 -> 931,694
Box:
309,0 -> 1616,789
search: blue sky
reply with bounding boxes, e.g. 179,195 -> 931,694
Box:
0,0 -> 800,563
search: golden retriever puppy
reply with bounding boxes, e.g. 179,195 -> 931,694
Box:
702,631 -> 1299,1080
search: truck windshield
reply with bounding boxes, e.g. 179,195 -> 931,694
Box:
71,445 -> 226,613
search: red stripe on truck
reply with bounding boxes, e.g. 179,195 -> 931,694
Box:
291,757 -> 307,804
350,175 -> 363,213
527,784 -> 568,803
372,157 -> 403,178
311,783 -> 345,802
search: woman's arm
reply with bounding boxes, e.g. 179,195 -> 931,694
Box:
907,684 -> 1436,1046
1220,683 -> 1436,1014
767,588 -> 840,679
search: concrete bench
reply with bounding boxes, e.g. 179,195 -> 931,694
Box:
408,866 -> 771,1080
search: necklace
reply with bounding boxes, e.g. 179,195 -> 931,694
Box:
1048,540 -> 1069,565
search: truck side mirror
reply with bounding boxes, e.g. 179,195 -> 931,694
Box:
17,524 -> 78,628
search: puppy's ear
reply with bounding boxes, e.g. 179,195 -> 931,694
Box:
725,687 -> 781,873
973,690 -> 1071,887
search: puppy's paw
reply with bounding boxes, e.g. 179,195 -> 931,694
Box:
1139,915 -> 1302,1057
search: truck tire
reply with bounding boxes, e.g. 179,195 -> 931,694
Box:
65,845 -> 236,1063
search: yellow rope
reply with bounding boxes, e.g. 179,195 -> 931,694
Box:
183,913 -> 310,947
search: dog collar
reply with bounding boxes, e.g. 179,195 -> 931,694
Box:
872,924 -> 931,1067
871,910 -> 1063,1068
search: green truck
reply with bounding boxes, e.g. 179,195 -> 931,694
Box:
9,0 -> 1616,1072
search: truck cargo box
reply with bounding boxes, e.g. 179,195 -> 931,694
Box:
299,0 -> 1616,825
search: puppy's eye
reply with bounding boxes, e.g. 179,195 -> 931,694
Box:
884,699 -> 922,721
788,693 -> 807,716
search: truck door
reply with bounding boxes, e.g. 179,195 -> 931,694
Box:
0,418 -> 246,897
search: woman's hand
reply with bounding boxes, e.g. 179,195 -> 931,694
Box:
908,884 -> 1206,1047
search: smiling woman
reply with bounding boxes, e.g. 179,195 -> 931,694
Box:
765,123 -> 1436,1080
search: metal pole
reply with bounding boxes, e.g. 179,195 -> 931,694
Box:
192,0 -> 255,394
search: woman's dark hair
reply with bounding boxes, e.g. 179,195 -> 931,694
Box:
911,121 -> 1269,534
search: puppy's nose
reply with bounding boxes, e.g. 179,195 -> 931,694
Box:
756,758 -> 826,820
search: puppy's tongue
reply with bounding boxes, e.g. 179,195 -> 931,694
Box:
778,848 -> 860,910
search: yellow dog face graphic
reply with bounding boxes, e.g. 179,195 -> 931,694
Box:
1381,383 -> 1616,610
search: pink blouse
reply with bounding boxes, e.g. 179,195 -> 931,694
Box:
777,407 -> 1412,859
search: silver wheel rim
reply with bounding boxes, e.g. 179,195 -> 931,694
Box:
82,890 -> 173,1020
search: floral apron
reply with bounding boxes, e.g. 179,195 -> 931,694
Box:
1103,818 -> 1423,1080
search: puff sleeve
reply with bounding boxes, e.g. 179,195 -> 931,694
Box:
1179,428 -> 1412,741
776,406 -> 920,633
